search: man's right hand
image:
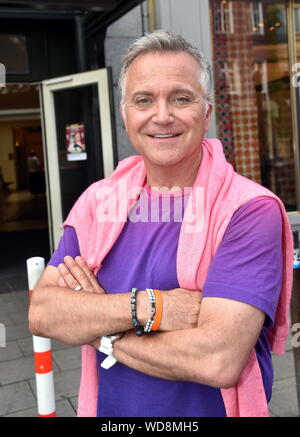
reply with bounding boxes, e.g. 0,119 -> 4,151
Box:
138,288 -> 202,332
160,288 -> 202,331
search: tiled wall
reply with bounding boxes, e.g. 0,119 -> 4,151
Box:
211,1 -> 262,184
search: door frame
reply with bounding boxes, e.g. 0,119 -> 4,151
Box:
39,68 -> 115,252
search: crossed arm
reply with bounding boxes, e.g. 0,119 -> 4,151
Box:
29,256 -> 265,389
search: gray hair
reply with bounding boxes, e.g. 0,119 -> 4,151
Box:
119,29 -> 213,107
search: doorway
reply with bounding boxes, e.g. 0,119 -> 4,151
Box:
40,68 -> 116,251
0,83 -> 50,292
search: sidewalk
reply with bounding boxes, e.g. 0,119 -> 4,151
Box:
0,289 -> 299,417
0,290 -> 79,417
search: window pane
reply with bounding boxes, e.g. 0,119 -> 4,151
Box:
214,1 -> 234,33
209,0 -> 296,211
251,2 -> 265,35
0,35 -> 29,74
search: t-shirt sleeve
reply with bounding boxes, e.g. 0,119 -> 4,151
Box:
202,197 -> 283,328
48,225 -> 80,267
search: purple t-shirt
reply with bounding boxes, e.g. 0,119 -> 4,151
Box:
49,187 -> 282,417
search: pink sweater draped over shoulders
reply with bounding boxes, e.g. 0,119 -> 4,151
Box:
64,138 -> 293,417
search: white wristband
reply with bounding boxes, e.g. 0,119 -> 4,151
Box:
101,355 -> 118,370
99,333 -> 122,369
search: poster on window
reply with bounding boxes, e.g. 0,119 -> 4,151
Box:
66,123 -> 87,161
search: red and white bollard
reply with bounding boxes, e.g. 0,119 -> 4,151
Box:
27,257 -> 56,417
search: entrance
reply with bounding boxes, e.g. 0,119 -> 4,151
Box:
40,68 -> 116,252
0,83 -> 49,293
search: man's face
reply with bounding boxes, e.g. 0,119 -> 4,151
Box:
121,51 -> 211,170
74,133 -> 81,143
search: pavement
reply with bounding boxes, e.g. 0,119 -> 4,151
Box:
0,289 -> 299,417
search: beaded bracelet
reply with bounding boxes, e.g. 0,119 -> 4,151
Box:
144,288 -> 156,333
130,287 -> 144,336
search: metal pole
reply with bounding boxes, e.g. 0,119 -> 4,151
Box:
75,14 -> 87,73
27,257 -> 56,417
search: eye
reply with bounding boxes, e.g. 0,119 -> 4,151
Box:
136,98 -> 152,105
172,95 -> 191,105
176,97 -> 189,102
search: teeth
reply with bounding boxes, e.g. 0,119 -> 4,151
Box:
152,134 -> 178,138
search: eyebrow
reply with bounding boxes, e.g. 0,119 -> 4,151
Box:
130,91 -> 153,100
130,88 -> 197,100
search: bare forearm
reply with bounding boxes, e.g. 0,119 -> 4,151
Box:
113,328 -> 227,388
29,286 -> 137,345
112,298 -> 265,390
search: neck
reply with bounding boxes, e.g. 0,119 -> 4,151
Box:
145,148 -> 202,191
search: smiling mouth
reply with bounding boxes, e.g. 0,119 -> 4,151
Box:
148,133 -> 181,138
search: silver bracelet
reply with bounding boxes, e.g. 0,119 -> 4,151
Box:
144,288 -> 156,333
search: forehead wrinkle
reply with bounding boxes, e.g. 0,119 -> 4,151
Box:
127,52 -> 201,78
126,78 -> 204,101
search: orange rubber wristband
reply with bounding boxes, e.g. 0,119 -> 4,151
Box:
152,289 -> 163,331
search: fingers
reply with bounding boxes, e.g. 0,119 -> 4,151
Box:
74,256 -> 104,294
159,288 -> 202,331
58,261 -> 84,290
58,256 -> 93,291
58,256 -> 104,294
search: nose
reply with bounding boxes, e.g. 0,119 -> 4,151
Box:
152,99 -> 174,125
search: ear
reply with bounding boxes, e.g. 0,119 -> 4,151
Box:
204,103 -> 213,132
206,102 -> 213,118
120,104 -> 127,131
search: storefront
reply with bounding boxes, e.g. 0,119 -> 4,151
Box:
209,0 -> 300,214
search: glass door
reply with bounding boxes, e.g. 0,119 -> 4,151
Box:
209,0 -> 297,211
40,69 -> 116,252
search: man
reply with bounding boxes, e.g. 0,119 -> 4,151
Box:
68,132 -> 86,154
27,150 -> 44,195
29,30 -> 292,417
27,150 -> 41,173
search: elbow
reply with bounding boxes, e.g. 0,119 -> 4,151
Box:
195,352 -> 240,389
212,354 -> 241,389
28,314 -> 43,337
28,287 -> 47,337
215,372 -> 239,390
28,307 -> 42,337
